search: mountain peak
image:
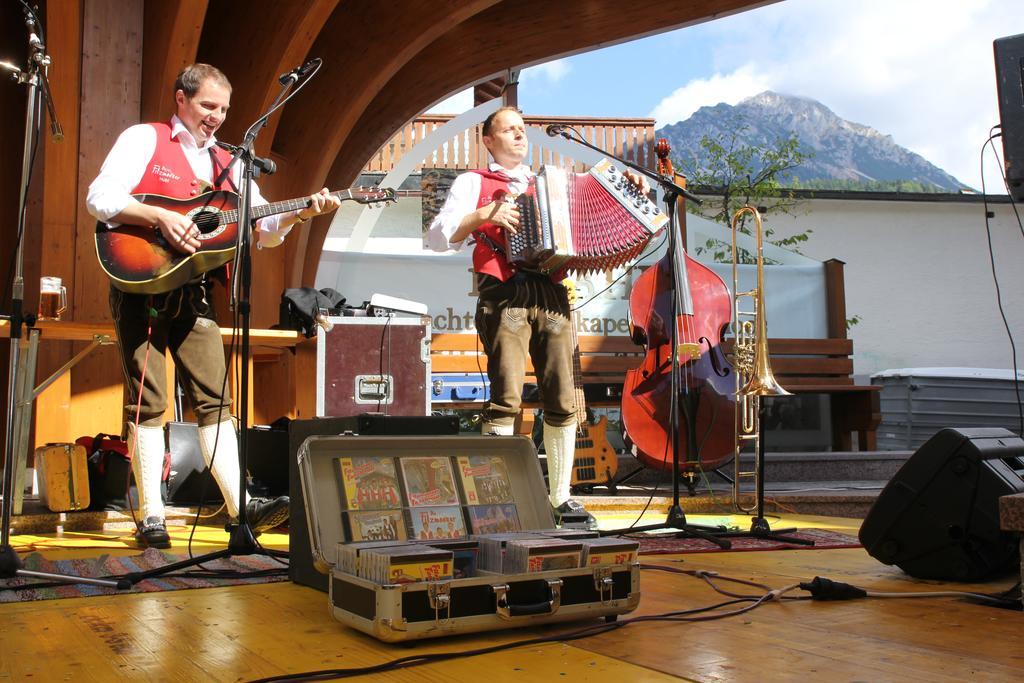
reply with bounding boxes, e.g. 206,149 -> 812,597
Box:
658,90 -> 967,191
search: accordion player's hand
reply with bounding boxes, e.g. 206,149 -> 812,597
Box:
623,170 -> 651,195
484,198 -> 520,235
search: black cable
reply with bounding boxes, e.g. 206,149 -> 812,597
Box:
246,561 -> 1022,682
2,1 -> 50,311
248,592 -> 769,682
980,129 -> 1024,435
375,313 -> 393,414
1,82 -> 41,313
570,229 -> 668,313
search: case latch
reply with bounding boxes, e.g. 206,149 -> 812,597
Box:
428,581 -> 452,624
593,566 -> 615,604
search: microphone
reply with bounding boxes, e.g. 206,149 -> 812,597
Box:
545,124 -> 568,137
215,141 -> 277,175
278,58 -> 322,85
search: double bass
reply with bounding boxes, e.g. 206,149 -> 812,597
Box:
620,140 -> 736,492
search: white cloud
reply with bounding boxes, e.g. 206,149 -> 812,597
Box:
649,64 -> 773,127
521,58 -> 572,84
425,59 -> 572,115
424,87 -> 474,115
649,0 -> 1022,189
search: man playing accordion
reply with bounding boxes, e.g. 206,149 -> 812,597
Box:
427,106 -> 647,527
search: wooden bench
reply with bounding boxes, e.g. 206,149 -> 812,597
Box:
723,337 -> 881,451
430,333 -> 880,451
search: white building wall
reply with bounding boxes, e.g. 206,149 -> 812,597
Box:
318,191 -> 1024,383
765,198 -> 1024,380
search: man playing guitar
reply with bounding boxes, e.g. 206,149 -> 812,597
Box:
86,63 -> 341,548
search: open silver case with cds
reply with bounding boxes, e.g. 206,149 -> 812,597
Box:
297,434 -> 641,642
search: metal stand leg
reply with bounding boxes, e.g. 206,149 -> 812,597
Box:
2,6 -> 124,591
9,330 -> 39,515
717,402 -> 813,545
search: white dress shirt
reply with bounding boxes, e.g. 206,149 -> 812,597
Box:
86,115 -> 294,248
425,162 -> 533,252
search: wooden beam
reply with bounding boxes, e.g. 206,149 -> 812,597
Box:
824,258 -> 848,340
67,0 -> 145,440
30,0 -> 87,452
196,0 -> 339,157
268,0 -> 498,291
140,0 -> 209,123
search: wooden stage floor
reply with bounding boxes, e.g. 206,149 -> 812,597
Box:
1,513 -> 1021,682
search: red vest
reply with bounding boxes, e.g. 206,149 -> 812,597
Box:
131,122 -> 236,197
472,169 -> 518,281
471,168 -> 566,283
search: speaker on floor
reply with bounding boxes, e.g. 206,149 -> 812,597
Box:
859,427 -> 1024,581
995,33 -> 1024,201
165,421 -> 223,505
247,424 -> 290,498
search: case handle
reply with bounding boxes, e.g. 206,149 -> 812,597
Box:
492,579 -> 562,620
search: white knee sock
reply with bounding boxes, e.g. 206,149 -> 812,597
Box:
481,421 -> 514,436
129,424 -> 167,521
544,422 -> 577,508
197,420 -> 242,518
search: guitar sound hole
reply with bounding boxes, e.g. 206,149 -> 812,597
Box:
193,211 -> 220,235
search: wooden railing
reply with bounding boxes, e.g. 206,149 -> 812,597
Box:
364,114 -> 658,174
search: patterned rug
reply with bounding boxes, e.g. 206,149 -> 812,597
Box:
632,528 -> 861,555
0,547 -> 289,603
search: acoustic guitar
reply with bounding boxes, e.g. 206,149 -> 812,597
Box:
563,279 -> 618,490
95,186 -> 395,294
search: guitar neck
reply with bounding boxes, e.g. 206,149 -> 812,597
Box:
569,309 -> 587,428
250,189 -> 357,221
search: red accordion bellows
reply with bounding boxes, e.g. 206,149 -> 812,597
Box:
506,159 -> 668,274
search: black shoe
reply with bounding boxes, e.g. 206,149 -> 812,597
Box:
246,496 -> 290,532
136,516 -> 171,549
553,500 -> 598,530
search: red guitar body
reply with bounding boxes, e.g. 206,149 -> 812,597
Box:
94,187 -> 393,295
95,191 -> 242,294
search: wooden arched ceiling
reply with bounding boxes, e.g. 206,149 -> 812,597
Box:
194,0 -> 340,155
281,0 -> 765,287
140,0 -> 209,123
132,0 -> 766,291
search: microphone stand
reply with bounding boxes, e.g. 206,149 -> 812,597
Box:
121,62 -> 321,584
546,127 -> 730,547
1,1 -> 124,590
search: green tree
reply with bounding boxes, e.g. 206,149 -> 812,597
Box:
677,122 -> 813,263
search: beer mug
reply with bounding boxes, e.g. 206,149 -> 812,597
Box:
38,276 -> 67,321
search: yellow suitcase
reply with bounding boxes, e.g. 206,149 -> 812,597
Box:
35,442 -> 91,512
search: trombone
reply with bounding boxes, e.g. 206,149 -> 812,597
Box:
730,206 -> 790,513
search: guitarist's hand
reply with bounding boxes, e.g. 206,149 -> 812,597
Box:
295,188 -> 342,223
156,209 -> 201,254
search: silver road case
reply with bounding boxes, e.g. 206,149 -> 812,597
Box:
298,434 -> 641,642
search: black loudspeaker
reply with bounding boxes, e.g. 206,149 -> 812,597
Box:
247,425 -> 289,498
995,33 -> 1024,201
165,422 -> 223,505
859,427 -> 1024,581
165,422 -> 291,504
287,414 -> 460,592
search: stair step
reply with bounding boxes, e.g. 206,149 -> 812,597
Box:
606,450 -> 911,485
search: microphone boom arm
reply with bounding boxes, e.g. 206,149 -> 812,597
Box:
546,125 -> 700,204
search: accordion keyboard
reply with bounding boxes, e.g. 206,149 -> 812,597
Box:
503,159 -> 669,275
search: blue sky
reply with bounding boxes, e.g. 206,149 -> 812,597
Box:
430,0 -> 1024,192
